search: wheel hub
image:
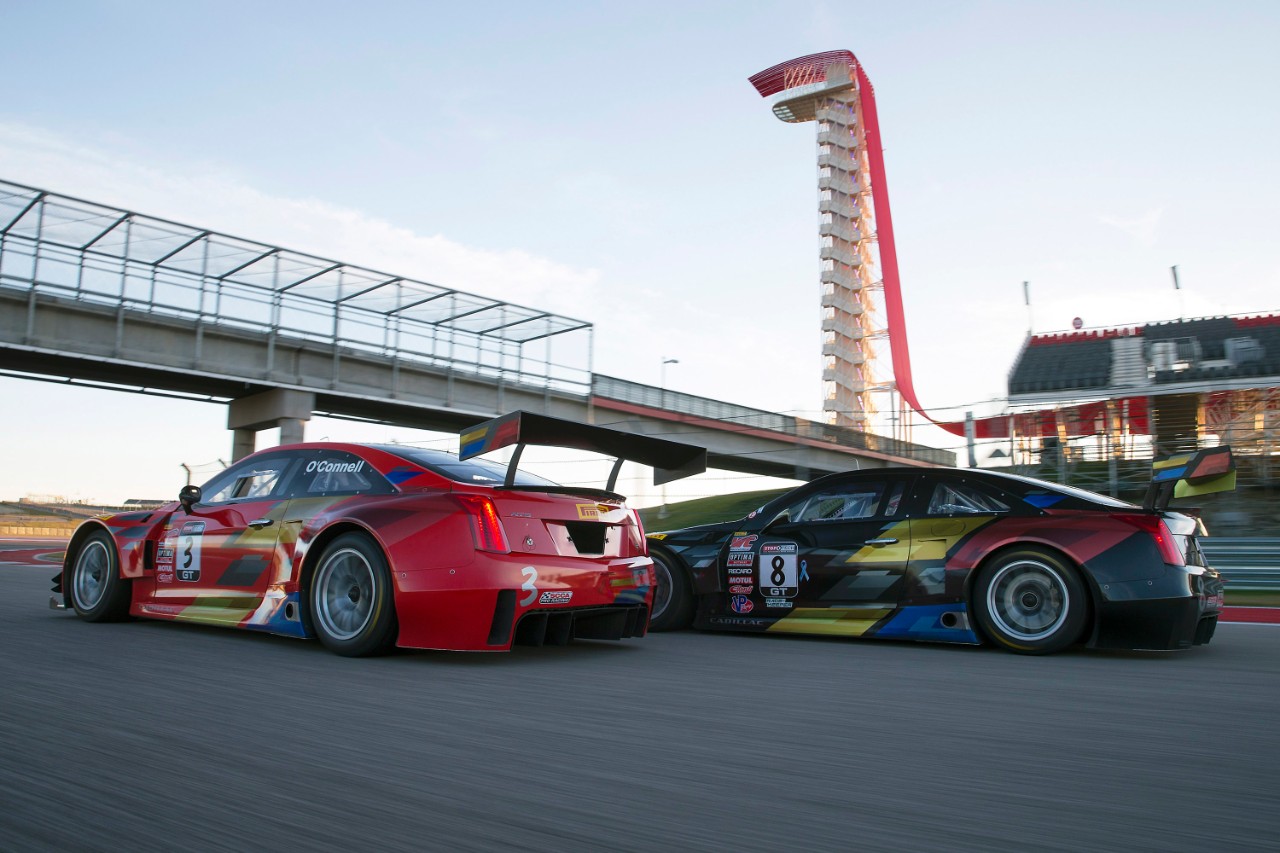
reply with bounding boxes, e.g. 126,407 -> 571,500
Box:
986,559 -> 1071,643
348,586 -> 361,604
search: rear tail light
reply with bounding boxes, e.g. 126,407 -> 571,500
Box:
629,508 -> 647,555
456,495 -> 510,553
1116,513 -> 1184,566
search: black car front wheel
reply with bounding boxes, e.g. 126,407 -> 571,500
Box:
648,546 -> 694,631
974,548 -> 1087,655
308,533 -> 398,657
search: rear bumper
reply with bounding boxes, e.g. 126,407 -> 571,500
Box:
1090,565 -> 1224,651
392,553 -> 653,651
511,604 -> 650,647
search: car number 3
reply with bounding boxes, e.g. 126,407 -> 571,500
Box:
520,567 -> 539,606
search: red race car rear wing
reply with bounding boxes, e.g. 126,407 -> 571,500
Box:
459,411 -> 708,491
1143,445 -> 1236,512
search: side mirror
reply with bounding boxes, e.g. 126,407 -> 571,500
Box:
179,485 -> 202,513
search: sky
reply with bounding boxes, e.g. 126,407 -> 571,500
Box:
1,0 -> 1277,506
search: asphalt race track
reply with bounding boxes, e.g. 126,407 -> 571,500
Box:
2,562 -> 1277,852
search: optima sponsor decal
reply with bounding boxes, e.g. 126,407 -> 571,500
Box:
305,459 -> 364,474
727,552 -> 754,567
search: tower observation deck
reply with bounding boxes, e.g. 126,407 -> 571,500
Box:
750,50 -> 918,435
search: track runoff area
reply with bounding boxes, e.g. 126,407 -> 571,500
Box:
2,538 -> 1275,625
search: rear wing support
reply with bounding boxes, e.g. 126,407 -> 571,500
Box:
1143,446 -> 1236,512
459,411 -> 707,490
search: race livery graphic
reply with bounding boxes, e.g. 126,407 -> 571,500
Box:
51,411 -> 705,657
646,449 -> 1234,654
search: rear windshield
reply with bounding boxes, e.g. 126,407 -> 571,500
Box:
377,446 -> 559,488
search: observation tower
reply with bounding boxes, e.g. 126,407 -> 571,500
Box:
750,51 -> 917,436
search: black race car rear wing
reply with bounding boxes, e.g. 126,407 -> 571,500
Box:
459,411 -> 707,491
1143,446 -> 1236,512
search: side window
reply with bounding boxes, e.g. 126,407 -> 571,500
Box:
201,456 -> 294,504
926,481 -> 1010,515
289,450 -> 393,497
778,480 -> 907,524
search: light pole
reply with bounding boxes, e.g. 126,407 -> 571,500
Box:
660,357 -> 679,407
659,357 -> 679,516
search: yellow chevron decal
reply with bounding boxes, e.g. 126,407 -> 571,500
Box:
766,607 -> 893,636
171,599 -> 260,627
908,517 -> 997,561
843,520 -> 912,563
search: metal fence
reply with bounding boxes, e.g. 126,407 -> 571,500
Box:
1201,538 -> 1280,590
593,375 -> 956,466
0,181 -> 595,396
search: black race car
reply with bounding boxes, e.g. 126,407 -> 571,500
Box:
646,449 -> 1233,654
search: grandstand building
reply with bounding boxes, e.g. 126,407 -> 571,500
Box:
989,313 -> 1280,468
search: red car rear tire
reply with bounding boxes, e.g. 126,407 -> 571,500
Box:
307,532 -> 398,657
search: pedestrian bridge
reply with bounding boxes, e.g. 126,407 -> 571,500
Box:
0,179 -> 953,478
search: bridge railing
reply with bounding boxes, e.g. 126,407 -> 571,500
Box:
593,375 -> 956,466
0,233 -> 594,396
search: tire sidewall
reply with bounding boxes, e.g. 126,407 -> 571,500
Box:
307,532 -> 397,657
69,530 -> 130,622
648,546 -> 694,632
974,548 -> 1087,655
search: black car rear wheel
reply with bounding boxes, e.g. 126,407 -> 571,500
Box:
648,546 -> 694,631
69,530 -> 131,622
974,548 -> 1087,655
308,532 -> 398,657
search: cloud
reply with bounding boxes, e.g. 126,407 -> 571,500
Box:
0,122 -> 601,319
1098,207 -> 1163,247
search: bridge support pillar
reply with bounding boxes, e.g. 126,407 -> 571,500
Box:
227,389 -> 316,461
231,429 -> 256,461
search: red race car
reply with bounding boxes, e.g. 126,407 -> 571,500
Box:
52,412 -> 706,656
